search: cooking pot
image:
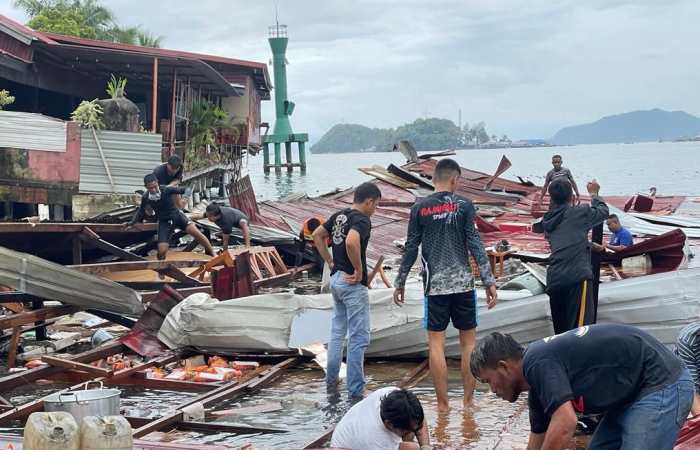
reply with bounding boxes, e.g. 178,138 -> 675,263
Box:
43,381 -> 120,425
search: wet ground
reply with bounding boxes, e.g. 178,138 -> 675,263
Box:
0,358 -> 590,449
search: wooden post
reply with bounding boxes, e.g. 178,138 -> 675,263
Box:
32,300 -> 46,341
151,57 -> 158,133
71,233 -> 82,265
169,66 -> 178,155
184,76 -> 191,149
591,222 -> 604,322
6,327 -> 22,367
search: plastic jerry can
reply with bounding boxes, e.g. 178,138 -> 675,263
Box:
24,411 -> 80,450
80,415 -> 133,450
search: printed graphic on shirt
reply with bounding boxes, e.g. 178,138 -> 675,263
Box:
394,192 -> 495,296
332,214 -> 348,245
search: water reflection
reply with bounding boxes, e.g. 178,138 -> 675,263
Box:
260,171 -> 309,200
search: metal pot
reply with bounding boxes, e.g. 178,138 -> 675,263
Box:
43,381 -> 120,425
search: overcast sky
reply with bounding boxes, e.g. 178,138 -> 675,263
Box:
2,0 -> 700,142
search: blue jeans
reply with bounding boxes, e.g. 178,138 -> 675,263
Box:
326,271 -> 370,397
588,368 -> 694,450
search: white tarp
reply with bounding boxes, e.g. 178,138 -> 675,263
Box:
158,268 -> 700,357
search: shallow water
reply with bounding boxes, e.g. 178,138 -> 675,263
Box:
242,141 -> 700,201
0,360 -> 549,448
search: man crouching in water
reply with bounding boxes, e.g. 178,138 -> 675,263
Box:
331,387 -> 431,450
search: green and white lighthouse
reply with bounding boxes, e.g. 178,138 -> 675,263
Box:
264,23 -> 308,173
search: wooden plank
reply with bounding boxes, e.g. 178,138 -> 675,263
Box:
133,360 -> 294,439
41,355 -> 114,378
253,272 -> 291,289
207,402 -> 283,417
116,281 -> 206,290
72,233 -> 82,265
68,260 -> 207,275
92,128 -> 118,194
80,229 -> 197,284
0,305 -> 82,331
6,327 -> 21,368
0,349 -> 184,425
609,264 -> 622,281
140,286 -> 211,303
0,341 -> 125,393
366,256 -> 385,287
304,426 -> 336,449
1,303 -> 29,314
125,416 -> 287,435
397,359 -> 429,389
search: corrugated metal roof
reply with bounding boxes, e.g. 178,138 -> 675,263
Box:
79,130 -> 162,195
0,111 -> 67,152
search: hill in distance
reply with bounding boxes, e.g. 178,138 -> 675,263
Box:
309,124 -> 388,154
550,109 -> 700,145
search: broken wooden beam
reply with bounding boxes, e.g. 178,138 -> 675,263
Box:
0,341 -> 125,392
0,305 -> 82,331
41,355 -> 114,378
6,327 -> 21,368
397,359 -> 430,389
133,359 -> 297,438
68,260 -> 208,275
79,228 -> 198,284
117,281 -> 206,290
125,416 -> 288,435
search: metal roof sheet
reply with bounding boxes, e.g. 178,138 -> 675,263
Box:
79,130 -> 162,195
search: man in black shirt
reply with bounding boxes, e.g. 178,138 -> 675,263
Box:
470,324 -> 694,450
393,158 -> 497,412
542,178 -> 608,334
312,182 -> 381,398
153,155 -> 188,209
190,204 -> 251,251
127,174 -> 215,261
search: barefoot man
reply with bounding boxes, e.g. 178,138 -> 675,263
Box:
393,158 -> 497,412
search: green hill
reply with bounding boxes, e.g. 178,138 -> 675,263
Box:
311,118 -> 462,154
309,124 -> 389,154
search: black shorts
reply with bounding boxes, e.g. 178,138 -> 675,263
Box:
157,211 -> 193,244
424,291 -> 478,332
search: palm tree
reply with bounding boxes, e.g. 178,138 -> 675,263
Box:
12,0 -> 55,18
490,134 -> 497,142
70,0 -> 114,31
137,30 -> 165,48
103,25 -> 139,45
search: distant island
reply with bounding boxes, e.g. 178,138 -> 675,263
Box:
310,118 -> 511,154
550,109 -> 700,145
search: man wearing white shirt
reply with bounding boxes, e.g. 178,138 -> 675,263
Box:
331,387 -> 431,450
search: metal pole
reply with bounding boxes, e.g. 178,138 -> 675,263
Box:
169,67 -> 178,156
151,57 -> 158,133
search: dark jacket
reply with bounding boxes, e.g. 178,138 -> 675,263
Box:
542,195 -> 609,293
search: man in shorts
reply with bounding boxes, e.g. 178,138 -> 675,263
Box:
127,174 -> 215,261
393,158 -> 497,412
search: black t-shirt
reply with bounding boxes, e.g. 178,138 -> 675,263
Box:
205,206 -> 248,234
322,208 -> 372,286
128,185 -> 187,225
153,163 -> 183,186
525,323 -> 685,434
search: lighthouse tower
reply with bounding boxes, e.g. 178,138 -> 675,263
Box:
263,23 -> 308,173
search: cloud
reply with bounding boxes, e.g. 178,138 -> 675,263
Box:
2,0 -> 699,141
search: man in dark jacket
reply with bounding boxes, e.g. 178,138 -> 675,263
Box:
542,178 -> 608,334
127,174 -> 215,261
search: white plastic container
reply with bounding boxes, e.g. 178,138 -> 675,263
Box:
24,411 -> 80,450
80,415 -> 133,450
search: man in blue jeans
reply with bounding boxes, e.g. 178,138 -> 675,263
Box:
470,324 -> 694,450
312,182 -> 382,398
